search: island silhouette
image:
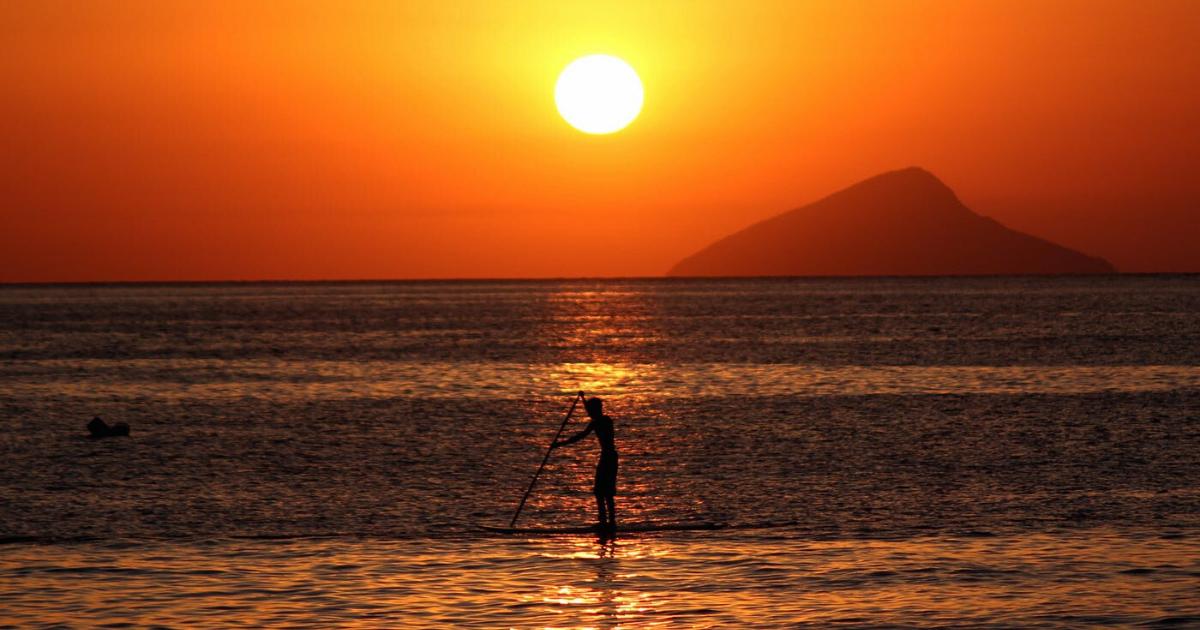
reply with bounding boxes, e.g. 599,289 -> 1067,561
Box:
669,167 -> 1116,277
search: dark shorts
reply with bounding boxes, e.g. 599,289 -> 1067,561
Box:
594,450 -> 618,496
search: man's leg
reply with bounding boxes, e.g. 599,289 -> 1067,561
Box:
595,494 -> 607,531
604,495 -> 616,530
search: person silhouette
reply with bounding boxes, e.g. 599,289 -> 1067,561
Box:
552,397 -> 618,535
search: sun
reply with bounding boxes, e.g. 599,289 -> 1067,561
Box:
555,55 -> 644,135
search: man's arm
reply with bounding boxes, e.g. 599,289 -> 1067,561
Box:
553,421 -> 594,448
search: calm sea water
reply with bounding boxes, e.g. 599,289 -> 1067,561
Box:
2,276 -> 1198,627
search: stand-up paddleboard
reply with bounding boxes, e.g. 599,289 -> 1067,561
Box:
480,521 -> 725,535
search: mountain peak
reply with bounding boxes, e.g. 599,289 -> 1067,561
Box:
810,167 -> 968,223
858,166 -> 944,188
668,168 -> 1115,277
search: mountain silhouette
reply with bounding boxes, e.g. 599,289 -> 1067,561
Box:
668,167 -> 1116,277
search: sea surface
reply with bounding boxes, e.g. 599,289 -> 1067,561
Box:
1,276 -> 1198,627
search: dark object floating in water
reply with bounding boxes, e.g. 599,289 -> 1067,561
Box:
87,416 -> 130,438
480,521 -> 725,535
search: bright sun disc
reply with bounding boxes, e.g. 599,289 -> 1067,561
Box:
555,55 -> 643,135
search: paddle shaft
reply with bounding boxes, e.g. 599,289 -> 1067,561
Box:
509,391 -> 585,527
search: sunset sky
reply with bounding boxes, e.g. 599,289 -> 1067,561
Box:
2,0 -> 1198,281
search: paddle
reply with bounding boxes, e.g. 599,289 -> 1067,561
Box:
509,391 -> 586,527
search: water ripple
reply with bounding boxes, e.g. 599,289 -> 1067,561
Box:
1,530 -> 1196,628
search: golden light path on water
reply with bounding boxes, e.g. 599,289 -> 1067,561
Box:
2,530 -> 1196,627
8,360 -> 1200,401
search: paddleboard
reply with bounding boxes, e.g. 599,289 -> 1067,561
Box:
480,521 -> 724,535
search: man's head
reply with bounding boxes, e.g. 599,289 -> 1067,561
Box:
585,397 -> 603,419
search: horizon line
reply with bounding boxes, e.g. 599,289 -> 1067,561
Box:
3,271 -> 1193,288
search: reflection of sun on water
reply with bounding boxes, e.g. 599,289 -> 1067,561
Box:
547,361 -> 651,397
539,286 -> 663,398
547,288 -> 659,347
526,538 -> 664,627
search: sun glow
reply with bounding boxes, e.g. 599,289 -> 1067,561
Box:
555,55 -> 644,134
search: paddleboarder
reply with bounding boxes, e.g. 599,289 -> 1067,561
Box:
552,397 -> 617,534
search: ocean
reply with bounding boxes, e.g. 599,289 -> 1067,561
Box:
1,276 -> 1198,627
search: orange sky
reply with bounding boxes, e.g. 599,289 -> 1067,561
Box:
2,0 -> 1198,281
